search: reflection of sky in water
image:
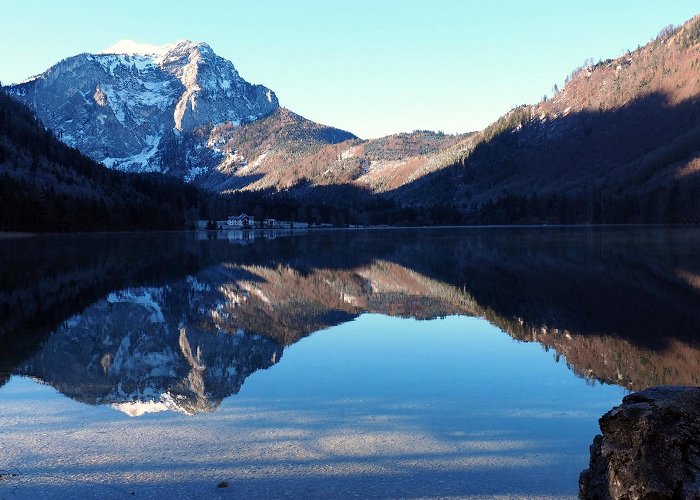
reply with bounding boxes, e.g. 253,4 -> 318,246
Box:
0,314 -> 624,499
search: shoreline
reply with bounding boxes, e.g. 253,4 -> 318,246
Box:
0,232 -> 34,240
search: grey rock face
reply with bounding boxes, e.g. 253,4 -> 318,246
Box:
579,386 -> 700,499
7,40 -> 278,186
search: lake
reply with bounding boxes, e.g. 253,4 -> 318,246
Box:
0,227 -> 698,499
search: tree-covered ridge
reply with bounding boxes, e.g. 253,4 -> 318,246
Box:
0,88 -> 220,231
389,15 -> 700,223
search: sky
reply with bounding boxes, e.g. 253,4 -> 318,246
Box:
1,1 -> 698,138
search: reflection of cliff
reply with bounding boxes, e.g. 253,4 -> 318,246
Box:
4,228 -> 700,409
216,231 -> 700,393
0,234 -> 231,386
224,254 -> 700,390
544,333 -> 700,390
485,316 -> 700,391
17,269 -> 283,415
387,228 -> 700,389
216,261 -> 480,346
238,261 -> 700,390
14,259 -> 478,414
390,228 -> 700,349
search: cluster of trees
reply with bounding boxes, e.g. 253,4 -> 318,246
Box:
0,172 -> 214,232
217,189 -> 470,227
467,183 -> 698,225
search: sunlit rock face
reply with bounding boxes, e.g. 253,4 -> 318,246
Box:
580,386 -> 700,499
6,40 -> 278,189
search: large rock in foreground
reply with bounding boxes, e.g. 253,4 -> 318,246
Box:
579,386 -> 700,499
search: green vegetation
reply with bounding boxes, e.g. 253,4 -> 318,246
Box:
479,105 -> 530,144
681,19 -> 700,48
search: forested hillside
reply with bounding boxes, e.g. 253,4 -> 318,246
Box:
0,89 -> 224,231
391,16 -> 700,223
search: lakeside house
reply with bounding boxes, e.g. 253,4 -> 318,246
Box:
194,214 -> 311,230
227,213 -> 255,228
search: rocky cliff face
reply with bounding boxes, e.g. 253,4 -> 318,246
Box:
579,386 -> 700,499
7,40 -> 279,188
4,38 -> 474,196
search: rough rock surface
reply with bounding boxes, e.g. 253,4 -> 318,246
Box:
579,386 -> 700,499
6,40 -> 279,187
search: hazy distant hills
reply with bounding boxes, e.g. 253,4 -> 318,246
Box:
4,15 -> 700,224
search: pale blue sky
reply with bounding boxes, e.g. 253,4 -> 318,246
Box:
1,1 -> 698,138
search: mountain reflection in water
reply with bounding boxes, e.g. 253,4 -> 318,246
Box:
1,227 -> 698,414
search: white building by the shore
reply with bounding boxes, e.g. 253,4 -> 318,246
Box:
227,213 -> 255,228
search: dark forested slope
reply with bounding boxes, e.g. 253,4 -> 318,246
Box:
0,89 -> 218,232
390,16 -> 700,223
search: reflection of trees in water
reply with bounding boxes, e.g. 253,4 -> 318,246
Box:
2,228 -> 699,403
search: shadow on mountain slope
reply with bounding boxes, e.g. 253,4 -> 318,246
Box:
386,91 -> 700,223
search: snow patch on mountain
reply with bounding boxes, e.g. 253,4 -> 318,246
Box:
8,40 -> 280,186
99,39 -> 166,56
112,400 -> 170,417
107,289 -> 165,323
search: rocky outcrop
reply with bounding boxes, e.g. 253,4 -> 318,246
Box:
6,40 -> 279,186
579,386 -> 700,499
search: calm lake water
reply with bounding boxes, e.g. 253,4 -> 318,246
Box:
0,227 -> 698,499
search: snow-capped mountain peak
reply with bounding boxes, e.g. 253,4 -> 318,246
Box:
98,39 -> 168,56
7,40 -> 279,185
98,39 -> 214,63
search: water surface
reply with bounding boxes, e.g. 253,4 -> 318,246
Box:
0,227 -> 698,498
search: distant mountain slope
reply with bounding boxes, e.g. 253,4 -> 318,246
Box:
392,15 -> 700,223
343,130 -> 475,194
0,88 -> 213,231
5,39 -> 473,197
188,107 -> 357,191
207,112 -> 472,195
